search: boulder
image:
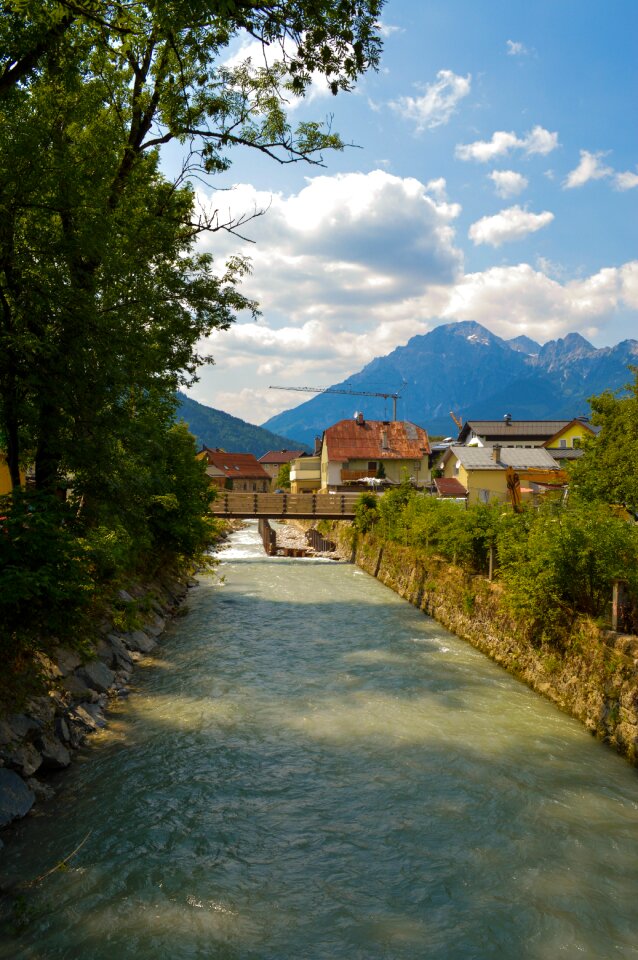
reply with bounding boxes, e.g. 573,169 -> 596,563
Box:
0,741 -> 42,777
26,777 -> 56,802
7,714 -> 42,741
126,630 -> 157,654
69,704 -> 100,734
95,637 -> 116,667
55,716 -> 71,743
62,675 -> 99,703
106,634 -> 133,669
76,660 -> 115,695
144,614 -> 166,638
35,734 -> 71,770
0,769 -> 35,827
55,647 -> 82,676
117,589 -> 135,604
80,702 -> 107,728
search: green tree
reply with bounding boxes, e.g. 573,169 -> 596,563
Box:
275,462 -> 291,489
569,368 -> 638,513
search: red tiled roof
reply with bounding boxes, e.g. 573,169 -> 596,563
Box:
258,450 -> 305,464
200,448 -> 270,480
435,477 -> 468,498
323,419 -> 431,462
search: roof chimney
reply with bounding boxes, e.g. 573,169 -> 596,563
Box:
314,436 -> 321,455
355,411 -> 365,425
381,428 -> 389,450
492,444 -> 502,462
504,413 -> 512,425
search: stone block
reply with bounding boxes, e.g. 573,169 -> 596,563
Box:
0,769 -> 35,827
35,734 -> 71,770
126,630 -> 157,654
77,660 -> 116,695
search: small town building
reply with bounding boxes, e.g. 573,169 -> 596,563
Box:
542,418 -> 599,465
319,414 -> 431,492
440,444 -> 563,505
457,416 -> 584,448
258,449 -> 306,488
197,447 -> 270,492
289,455 -> 322,493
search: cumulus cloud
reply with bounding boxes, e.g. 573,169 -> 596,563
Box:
506,40 -> 528,56
488,169 -> 528,198
468,206 -> 554,247
564,149 -> 614,188
389,69 -> 471,131
456,125 -> 559,162
440,262 -> 637,342
615,168 -> 638,190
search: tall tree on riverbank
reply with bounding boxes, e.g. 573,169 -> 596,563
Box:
0,0 -> 384,492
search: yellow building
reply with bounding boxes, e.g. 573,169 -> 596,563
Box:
440,444 -> 563,505
543,418 -> 598,465
289,455 -> 321,493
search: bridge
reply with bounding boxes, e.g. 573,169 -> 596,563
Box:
210,491 -> 362,520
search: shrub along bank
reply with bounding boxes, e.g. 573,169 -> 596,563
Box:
323,490 -> 638,764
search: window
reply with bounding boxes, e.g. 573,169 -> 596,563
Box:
559,438 -> 567,448
368,461 -> 377,472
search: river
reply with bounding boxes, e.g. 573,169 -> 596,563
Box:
1,521 -> 638,959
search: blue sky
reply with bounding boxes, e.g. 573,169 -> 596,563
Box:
174,0 -> 638,422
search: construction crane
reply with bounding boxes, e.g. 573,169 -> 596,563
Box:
269,385 -> 403,421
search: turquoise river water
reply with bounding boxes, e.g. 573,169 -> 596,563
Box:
1,521 -> 638,959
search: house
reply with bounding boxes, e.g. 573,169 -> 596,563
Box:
197,447 -> 270,492
258,449 -> 306,488
543,418 -> 599,465
440,444 -> 564,505
289,455 -> 322,493
457,416 -> 580,448
319,414 -> 431,491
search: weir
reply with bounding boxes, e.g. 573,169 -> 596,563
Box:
2,521 -> 638,959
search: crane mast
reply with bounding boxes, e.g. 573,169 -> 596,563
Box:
269,385 -> 402,421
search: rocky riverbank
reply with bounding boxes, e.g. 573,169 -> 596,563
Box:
0,571 -> 195,837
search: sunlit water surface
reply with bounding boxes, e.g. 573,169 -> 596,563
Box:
1,522 -> 638,959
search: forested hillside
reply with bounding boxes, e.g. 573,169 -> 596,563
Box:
177,394 -> 307,457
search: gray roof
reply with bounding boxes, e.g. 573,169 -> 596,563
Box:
448,446 -> 561,471
459,420 -> 571,441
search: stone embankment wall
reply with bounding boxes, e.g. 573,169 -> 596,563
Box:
331,525 -> 638,765
0,571 -> 193,835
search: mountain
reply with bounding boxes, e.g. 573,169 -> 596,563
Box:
176,392 -> 308,456
261,321 -> 638,442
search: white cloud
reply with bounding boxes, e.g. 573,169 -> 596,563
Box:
615,168 -> 638,190
564,149 -> 614,188
488,169 -> 529,198
506,40 -> 528,56
377,22 -> 403,38
389,70 -> 471,131
468,206 -> 554,246
441,262 -> 636,342
456,125 -> 559,162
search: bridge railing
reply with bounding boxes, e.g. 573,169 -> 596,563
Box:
211,491 -> 363,518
